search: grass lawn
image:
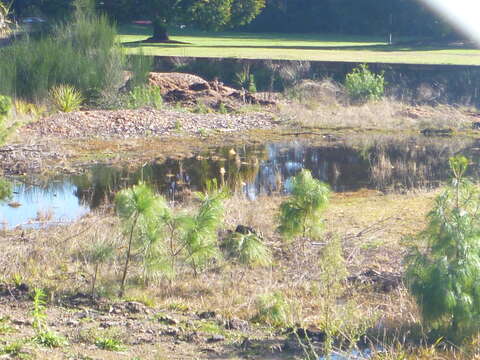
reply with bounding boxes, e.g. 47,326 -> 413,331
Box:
119,25 -> 480,65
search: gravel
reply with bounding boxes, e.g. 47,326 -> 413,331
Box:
26,107 -> 278,139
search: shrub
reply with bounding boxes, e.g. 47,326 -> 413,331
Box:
128,53 -> 153,89
0,95 -> 11,118
345,64 -> 384,103
278,169 -> 330,242
50,85 -> 83,112
223,232 -> 272,267
127,86 -> 163,109
253,292 -> 290,328
405,155 -> 480,340
0,0 -> 125,102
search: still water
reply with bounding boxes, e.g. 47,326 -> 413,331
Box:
1,136 -> 479,228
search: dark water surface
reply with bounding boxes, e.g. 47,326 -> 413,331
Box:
2,136 -> 480,228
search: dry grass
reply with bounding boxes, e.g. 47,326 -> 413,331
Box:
281,80 -> 477,131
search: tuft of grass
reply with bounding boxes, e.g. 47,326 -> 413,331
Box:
127,86 -> 163,109
95,337 -> 126,351
32,329 -> 68,348
50,84 -> 84,113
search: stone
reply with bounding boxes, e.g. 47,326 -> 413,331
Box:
207,334 -> 225,343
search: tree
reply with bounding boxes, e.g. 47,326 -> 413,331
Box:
104,0 -> 265,42
405,156 -> 480,340
278,169 -> 330,242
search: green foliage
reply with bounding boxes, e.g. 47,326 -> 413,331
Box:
405,155 -> 480,340
0,341 -> 24,357
86,236 -> 115,298
115,181 -> 226,292
234,65 -> 257,92
0,94 -> 11,118
192,102 -> 211,114
128,53 -> 153,89
345,64 -> 385,103
318,236 -> 349,356
0,2 -> 125,102
31,288 -> 67,348
278,169 -> 330,241
0,177 -> 12,202
0,1 -> 12,36
223,232 -> 272,267
95,337 -> 125,351
253,292 -> 290,328
50,84 -> 84,112
127,86 -> 163,110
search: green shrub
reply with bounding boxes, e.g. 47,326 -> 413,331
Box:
127,86 -> 163,109
223,232 -> 272,267
278,169 -> 330,242
405,156 -> 480,340
0,95 -> 11,118
0,178 -> 12,202
50,85 -> 83,112
253,292 -> 290,328
345,64 -> 385,102
0,0 -> 125,102
128,53 -> 153,89
95,337 -> 125,351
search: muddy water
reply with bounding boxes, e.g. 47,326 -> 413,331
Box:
2,136 -> 479,228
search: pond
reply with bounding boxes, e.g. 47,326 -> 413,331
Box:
1,135 -> 479,228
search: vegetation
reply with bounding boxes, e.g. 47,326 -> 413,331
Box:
127,86 -> 163,110
0,1 -> 12,37
278,169 -> 330,242
49,85 -> 84,113
406,156 -> 480,341
0,0 -> 125,103
345,64 -> 385,103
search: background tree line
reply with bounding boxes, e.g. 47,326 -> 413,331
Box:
11,0 -> 455,39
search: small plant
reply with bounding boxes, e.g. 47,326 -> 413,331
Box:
0,1 -> 13,36
345,64 -> 385,103
235,64 -> 256,93
0,94 -> 11,118
128,51 -> 153,88
0,341 -> 24,357
223,232 -> 272,267
278,169 -> 330,242
95,336 -> 125,351
193,101 -> 211,114
253,292 -> 290,328
127,86 -> 163,109
217,102 -> 228,114
0,178 -> 11,202
174,119 -> 182,131
86,236 -> 115,299
50,84 -> 83,112
406,155 -> 480,340
30,288 -> 67,348
0,316 -> 14,335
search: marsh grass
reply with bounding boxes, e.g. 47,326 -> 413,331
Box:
0,4 -> 125,103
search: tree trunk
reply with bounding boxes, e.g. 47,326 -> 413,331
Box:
152,18 -> 169,41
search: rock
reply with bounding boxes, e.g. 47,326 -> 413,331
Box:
207,334 -> 225,343
126,301 -> 146,313
226,318 -> 249,331
66,319 -> 79,327
473,122 -> 480,130
348,269 -> 402,293
235,224 -> 257,236
157,314 -> 179,325
198,311 -> 216,319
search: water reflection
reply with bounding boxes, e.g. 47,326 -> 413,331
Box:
1,136 -> 478,227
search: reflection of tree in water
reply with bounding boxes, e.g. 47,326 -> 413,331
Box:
72,145 -> 268,208
70,137 -> 478,209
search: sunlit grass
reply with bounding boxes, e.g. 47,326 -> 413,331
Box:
119,25 -> 480,65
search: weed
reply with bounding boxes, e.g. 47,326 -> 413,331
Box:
127,86 -> 163,109
50,84 -> 84,113
223,232 -> 272,267
0,316 -> 14,335
0,340 -> 25,357
95,336 -> 125,351
218,102 -> 228,114
30,288 -> 67,348
174,119 -> 182,131
193,102 -> 211,114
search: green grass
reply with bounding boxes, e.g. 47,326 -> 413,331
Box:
119,25 -> 480,65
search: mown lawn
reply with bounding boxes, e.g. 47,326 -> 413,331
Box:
119,25 -> 480,65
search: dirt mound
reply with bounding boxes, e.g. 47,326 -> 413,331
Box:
147,72 -> 277,110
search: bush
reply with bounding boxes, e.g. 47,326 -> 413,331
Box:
405,156 -> 480,340
127,86 -> 163,109
0,95 -> 11,118
50,85 -> 83,112
345,64 -> 384,103
128,53 -> 153,89
0,0 -> 125,103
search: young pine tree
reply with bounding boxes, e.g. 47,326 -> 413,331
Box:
406,156 -> 480,340
278,169 -> 330,242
